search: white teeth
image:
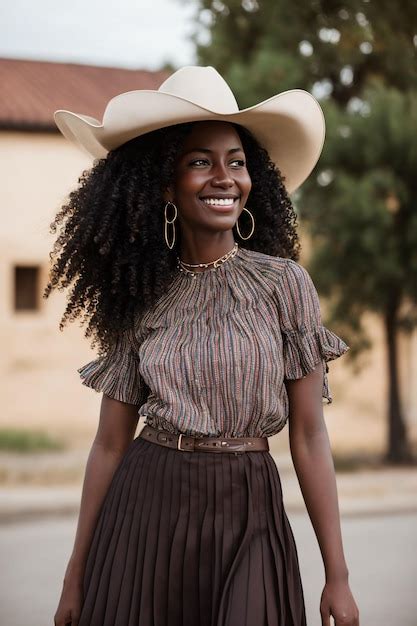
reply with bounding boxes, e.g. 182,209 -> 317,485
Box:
202,198 -> 235,206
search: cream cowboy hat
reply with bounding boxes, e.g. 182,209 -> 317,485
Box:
54,65 -> 325,194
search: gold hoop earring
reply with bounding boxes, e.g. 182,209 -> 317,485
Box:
164,201 -> 177,249
236,207 -> 255,240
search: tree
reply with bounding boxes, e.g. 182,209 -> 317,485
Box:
190,0 -> 417,104
301,83 -> 417,463
184,0 -> 417,462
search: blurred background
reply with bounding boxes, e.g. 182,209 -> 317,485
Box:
0,1 -> 416,625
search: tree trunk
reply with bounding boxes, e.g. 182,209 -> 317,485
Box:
384,302 -> 413,463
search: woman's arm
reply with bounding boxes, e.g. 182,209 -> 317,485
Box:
285,362 -> 360,625
64,394 -> 140,583
54,394 -> 140,625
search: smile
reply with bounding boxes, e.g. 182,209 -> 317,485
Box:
199,196 -> 240,211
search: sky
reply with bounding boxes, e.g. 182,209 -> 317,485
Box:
0,0 -> 199,70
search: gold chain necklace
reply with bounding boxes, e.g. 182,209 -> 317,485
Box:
176,242 -> 239,278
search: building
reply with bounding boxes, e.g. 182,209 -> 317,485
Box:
0,57 -> 169,443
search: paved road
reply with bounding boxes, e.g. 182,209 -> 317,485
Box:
290,511 -> 417,626
1,511 -> 416,626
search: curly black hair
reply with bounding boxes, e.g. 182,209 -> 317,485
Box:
43,121 -> 301,353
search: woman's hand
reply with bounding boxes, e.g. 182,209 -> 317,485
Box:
54,577 -> 84,626
320,578 -> 360,625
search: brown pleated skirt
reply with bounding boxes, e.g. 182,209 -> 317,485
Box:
78,433 -> 307,626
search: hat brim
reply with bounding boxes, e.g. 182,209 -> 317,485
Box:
54,89 -> 324,194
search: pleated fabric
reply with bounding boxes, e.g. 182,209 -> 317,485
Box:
78,434 -> 307,626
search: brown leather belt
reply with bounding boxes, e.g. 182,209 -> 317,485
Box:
139,424 -> 269,454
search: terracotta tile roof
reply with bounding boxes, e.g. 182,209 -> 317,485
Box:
0,57 -> 171,131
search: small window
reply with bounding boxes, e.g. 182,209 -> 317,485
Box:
14,265 -> 40,311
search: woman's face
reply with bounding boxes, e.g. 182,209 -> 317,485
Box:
165,120 -> 252,233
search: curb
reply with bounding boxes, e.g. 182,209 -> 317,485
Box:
1,453 -> 416,523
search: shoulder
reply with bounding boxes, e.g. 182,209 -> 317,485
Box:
281,258 -> 316,291
238,246 -> 288,276
239,247 -> 312,287
243,250 -> 320,319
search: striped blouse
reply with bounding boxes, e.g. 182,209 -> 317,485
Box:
77,246 -> 350,437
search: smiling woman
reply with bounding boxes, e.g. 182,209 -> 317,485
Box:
162,120 -> 253,262
50,66 -> 358,626
44,114 -> 300,348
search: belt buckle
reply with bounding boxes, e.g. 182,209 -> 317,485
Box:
177,433 -> 187,451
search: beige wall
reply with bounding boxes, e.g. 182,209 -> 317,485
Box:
1,130 -> 416,452
1,131 -> 100,443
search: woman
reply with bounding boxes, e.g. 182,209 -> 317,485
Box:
49,66 -> 359,625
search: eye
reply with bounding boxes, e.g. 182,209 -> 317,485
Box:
189,158 -> 209,166
190,159 -> 246,167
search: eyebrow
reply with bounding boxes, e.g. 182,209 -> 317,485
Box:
182,147 -> 244,156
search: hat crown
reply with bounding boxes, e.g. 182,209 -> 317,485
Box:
157,66 -> 239,114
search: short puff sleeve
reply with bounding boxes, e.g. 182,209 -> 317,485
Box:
77,324 -> 149,405
278,259 -> 350,404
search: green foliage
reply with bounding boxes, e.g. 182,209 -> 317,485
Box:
301,82 -> 417,335
189,0 -> 417,102
222,51 -> 305,107
0,428 -> 65,453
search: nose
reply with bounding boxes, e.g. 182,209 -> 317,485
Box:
211,162 -> 234,187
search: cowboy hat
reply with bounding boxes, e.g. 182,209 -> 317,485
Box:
54,65 -> 325,194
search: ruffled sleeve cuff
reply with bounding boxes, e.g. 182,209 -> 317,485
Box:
282,323 -> 350,404
77,328 -> 149,406
278,259 -> 350,404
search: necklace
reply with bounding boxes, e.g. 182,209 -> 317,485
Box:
176,242 -> 239,278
